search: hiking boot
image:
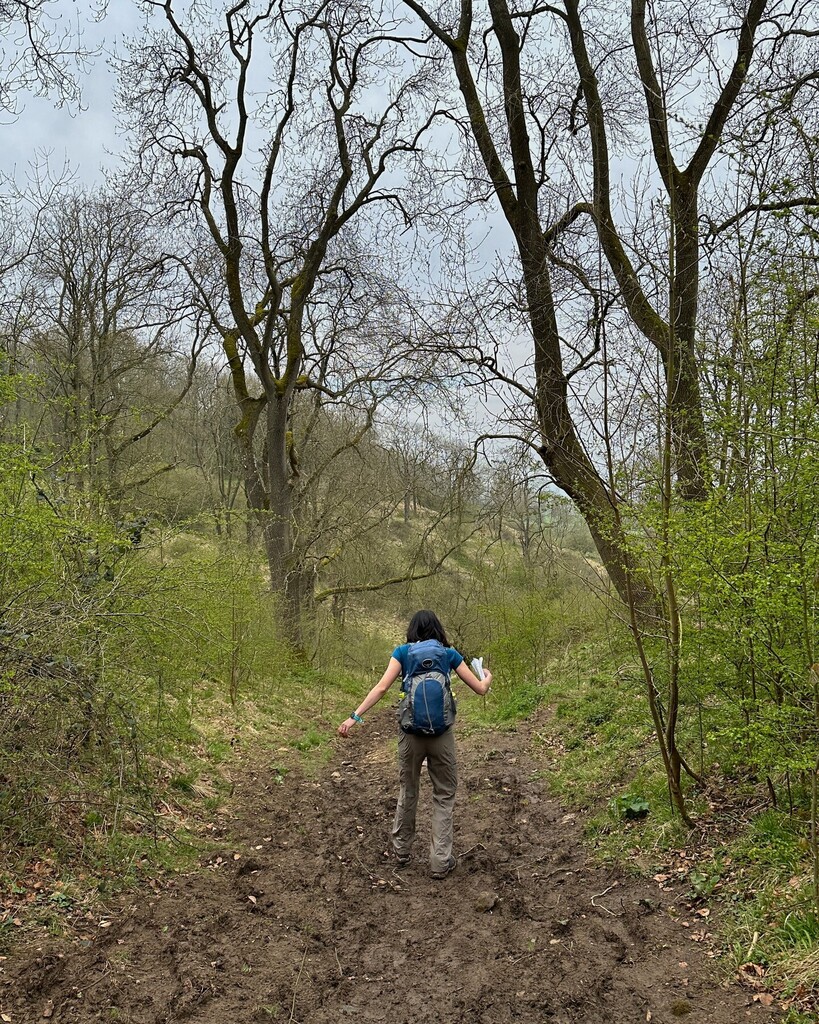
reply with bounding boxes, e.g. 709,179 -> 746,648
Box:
395,852 -> 411,867
431,856 -> 457,880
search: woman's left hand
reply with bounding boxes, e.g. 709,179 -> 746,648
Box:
338,718 -> 357,738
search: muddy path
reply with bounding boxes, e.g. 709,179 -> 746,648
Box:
3,714 -> 777,1023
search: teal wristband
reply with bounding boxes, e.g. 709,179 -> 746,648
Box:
351,711 -> 364,724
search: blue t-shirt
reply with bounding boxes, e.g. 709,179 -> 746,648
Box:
392,642 -> 464,675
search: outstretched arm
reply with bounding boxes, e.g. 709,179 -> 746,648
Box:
338,657 -> 403,737
455,661 -> 493,696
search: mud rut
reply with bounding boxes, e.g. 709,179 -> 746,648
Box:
5,715 -> 778,1024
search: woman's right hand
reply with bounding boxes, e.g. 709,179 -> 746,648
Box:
338,717 -> 357,738
481,670 -> 493,695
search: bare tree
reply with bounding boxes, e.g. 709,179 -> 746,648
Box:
23,183 -> 203,505
403,0 -> 657,617
0,0 -> 105,111
120,0 -> 438,636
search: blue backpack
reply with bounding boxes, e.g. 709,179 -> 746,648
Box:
397,639 -> 457,736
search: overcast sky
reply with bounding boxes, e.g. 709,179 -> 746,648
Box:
1,4 -> 144,185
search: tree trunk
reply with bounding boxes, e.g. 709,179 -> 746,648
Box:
263,392 -> 303,642
519,220 -> 661,619
669,182 -> 710,501
231,379 -> 302,643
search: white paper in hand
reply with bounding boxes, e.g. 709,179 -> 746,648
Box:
470,656 -> 485,680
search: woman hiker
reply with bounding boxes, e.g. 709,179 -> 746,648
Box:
338,610 -> 492,879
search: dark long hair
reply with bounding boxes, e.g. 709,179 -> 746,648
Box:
406,610 -> 449,647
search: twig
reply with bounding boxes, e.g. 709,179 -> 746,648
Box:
354,854 -> 373,877
355,854 -> 402,891
591,883 -> 618,915
289,946 -> 308,1023
334,948 -> 343,978
459,843 -> 486,860
746,930 -> 759,960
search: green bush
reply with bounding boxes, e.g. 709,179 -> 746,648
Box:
0,423 -> 296,864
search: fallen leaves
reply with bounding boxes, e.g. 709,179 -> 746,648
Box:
738,962 -> 766,984
736,960 -> 777,1007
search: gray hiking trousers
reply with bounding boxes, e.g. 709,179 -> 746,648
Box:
391,727 -> 457,874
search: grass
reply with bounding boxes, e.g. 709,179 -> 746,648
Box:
516,631 -> 819,1015
699,811 -> 819,989
0,644 -> 360,949
781,1012 -> 817,1024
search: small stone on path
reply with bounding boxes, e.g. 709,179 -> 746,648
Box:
475,891 -> 498,913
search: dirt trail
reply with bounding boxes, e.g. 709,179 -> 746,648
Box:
4,714 -> 778,1023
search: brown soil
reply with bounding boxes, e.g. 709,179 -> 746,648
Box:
2,714 -> 778,1024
